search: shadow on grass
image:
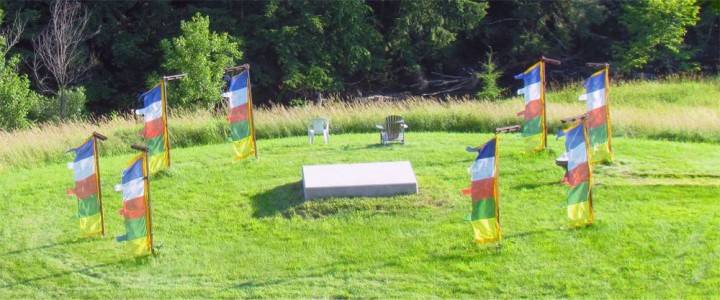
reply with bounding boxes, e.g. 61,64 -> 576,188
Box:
0,260 -> 135,288
512,179 -> 561,190
628,172 -> 720,179
0,238 -> 96,256
505,227 -> 566,240
250,181 -> 305,218
228,261 -> 399,292
340,142 -> 405,151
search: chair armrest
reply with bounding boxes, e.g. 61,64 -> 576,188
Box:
400,123 -> 408,129
375,125 -> 384,130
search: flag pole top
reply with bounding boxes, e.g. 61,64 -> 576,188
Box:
586,62 -> 610,68
163,74 -> 187,81
560,113 -> 588,124
224,64 -> 250,74
92,131 -> 108,141
495,125 -> 521,134
131,143 -> 148,152
541,56 -> 561,65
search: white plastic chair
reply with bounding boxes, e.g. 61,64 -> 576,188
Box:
308,118 -> 330,144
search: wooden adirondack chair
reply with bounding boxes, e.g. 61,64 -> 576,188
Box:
308,118 -> 330,144
376,115 -> 408,145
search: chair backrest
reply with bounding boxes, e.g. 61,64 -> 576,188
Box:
310,118 -> 329,132
384,115 -> 405,140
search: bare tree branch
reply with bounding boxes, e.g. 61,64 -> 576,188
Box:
0,12 -> 28,54
31,0 -> 98,119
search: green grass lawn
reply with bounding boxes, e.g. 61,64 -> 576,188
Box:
1,132 -> 719,298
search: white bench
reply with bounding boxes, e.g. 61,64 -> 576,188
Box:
302,161 -> 418,200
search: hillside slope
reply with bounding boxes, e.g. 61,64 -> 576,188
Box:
1,133 -> 719,297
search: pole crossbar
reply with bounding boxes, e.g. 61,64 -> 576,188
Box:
495,125 -> 521,134
541,56 -> 562,65
560,114 -> 588,124
162,74 -> 186,81
586,62 -> 610,68
224,64 -> 250,74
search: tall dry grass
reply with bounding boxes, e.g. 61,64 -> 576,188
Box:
2,79 -> 719,170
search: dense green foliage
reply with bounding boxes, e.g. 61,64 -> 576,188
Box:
0,46 -> 39,129
36,87 -> 87,121
161,13 -> 243,108
0,10 -> 41,130
616,0 -> 700,72
1,133 -> 718,297
475,53 -> 503,100
0,0 -> 717,128
261,0 -> 383,98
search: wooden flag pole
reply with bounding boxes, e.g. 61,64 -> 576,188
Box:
580,119 -> 594,223
539,56 -> 561,150
160,79 -> 171,168
494,134 -> 501,236
246,66 -> 259,159
131,143 -> 154,255
91,132 -> 108,237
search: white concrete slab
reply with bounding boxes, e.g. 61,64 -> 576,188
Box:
302,161 -> 418,200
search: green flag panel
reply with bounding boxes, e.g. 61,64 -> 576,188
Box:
230,121 -> 250,141
522,116 -> 542,137
124,216 -> 148,240
589,123 -> 608,147
567,182 -> 590,205
77,194 -> 100,217
146,135 -> 165,155
471,198 -> 496,220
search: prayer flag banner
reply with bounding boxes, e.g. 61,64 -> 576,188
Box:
515,61 -> 546,151
563,123 -> 594,227
115,153 -> 152,256
223,70 -> 257,160
136,82 -> 170,173
67,137 -> 103,237
464,137 -> 501,243
578,68 -> 612,163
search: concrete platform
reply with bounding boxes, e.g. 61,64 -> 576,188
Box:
302,161 -> 418,200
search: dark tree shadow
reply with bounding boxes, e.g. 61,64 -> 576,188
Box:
1,238 -> 96,256
250,181 -> 305,218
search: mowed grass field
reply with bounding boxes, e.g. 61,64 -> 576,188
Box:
1,132 -> 719,298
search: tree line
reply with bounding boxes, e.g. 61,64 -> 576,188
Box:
0,0 -> 717,130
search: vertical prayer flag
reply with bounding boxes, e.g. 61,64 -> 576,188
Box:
564,122 -> 594,227
223,69 -> 257,160
464,137 -> 501,243
67,136 -> 104,237
136,82 -> 170,173
115,153 -> 153,256
578,67 -> 612,163
515,61 -> 547,151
